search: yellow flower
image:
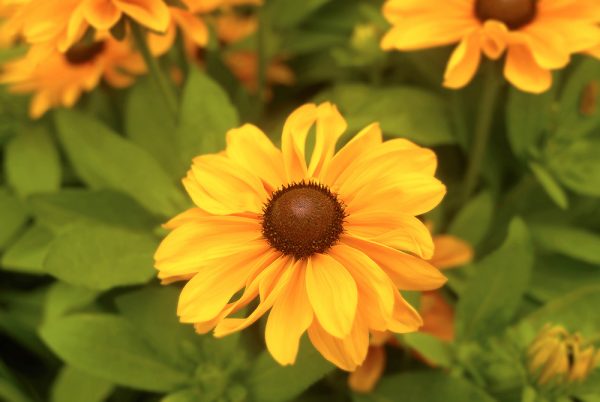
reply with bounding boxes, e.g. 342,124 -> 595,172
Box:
155,102 -> 447,371
348,232 -> 472,392
381,0 -> 600,93
528,324 -> 600,386
2,0 -> 170,52
0,36 -> 145,118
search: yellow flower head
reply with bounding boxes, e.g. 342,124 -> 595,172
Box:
0,36 -> 145,118
528,324 -> 600,386
155,103 -> 447,371
381,0 -> 600,93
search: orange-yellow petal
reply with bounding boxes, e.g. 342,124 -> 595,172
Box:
83,0 -> 121,30
306,253 -> 358,338
444,32 -> 482,89
430,235 -> 473,269
113,0 -> 170,32
504,44 -> 552,94
348,345 -> 386,393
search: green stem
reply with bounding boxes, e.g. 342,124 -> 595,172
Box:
460,62 -> 503,203
131,23 -> 178,119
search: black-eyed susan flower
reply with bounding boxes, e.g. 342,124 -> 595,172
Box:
1,0 -> 170,53
381,0 -> 600,93
0,35 -> 145,118
528,324 -> 600,386
349,232 -> 472,392
155,103 -> 447,371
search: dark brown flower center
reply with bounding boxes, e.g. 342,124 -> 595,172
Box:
65,41 -> 106,65
474,0 -> 537,30
262,182 -> 345,259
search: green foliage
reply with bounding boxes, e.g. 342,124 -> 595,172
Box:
456,218 -> 534,341
51,366 -> 113,402
40,313 -> 191,392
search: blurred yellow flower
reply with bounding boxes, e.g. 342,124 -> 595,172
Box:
155,102 -> 447,371
1,0 -> 170,53
381,0 -> 600,93
0,36 -> 145,118
348,232 -> 472,393
528,324 -> 600,386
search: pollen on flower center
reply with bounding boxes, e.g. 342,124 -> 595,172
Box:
474,0 -> 537,30
64,41 -> 106,65
262,181 -> 345,260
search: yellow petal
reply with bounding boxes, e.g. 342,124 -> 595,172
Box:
346,211 -> 434,259
226,124 -> 286,192
388,289 -> 423,333
504,44 -> 552,94
430,235 -> 473,269
329,244 -> 395,331
348,345 -> 386,393
162,207 -> 209,229
177,241 -> 270,322
306,253 -> 358,338
443,32 -> 482,89
323,123 -> 382,187
307,102 -> 347,178
183,154 -> 268,215
307,314 -> 369,371
113,0 -> 170,32
342,235 -> 447,291
83,0 -> 121,30
281,103 -> 317,182
171,7 -> 208,47
265,259 -> 313,365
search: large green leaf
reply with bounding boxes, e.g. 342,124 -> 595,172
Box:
456,218 -> 534,341
401,333 -> 453,368
43,282 -> 98,322
547,138 -> 600,197
1,224 -> 53,274
54,109 -> 187,216
126,77 -> 186,179
529,162 -> 568,210
352,371 -> 495,402
39,313 -> 190,392
43,222 -> 157,291
0,360 -> 33,402
29,189 -> 159,232
530,224 -> 600,265
0,188 -> 28,250
318,83 -> 455,146
248,338 -> 334,402
5,124 -> 61,197
51,366 -> 113,402
506,86 -> 554,157
177,69 -> 239,164
448,191 -> 494,248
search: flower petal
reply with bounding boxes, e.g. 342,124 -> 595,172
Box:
281,103 -> 317,182
504,44 -> 552,94
306,253 -> 358,338
348,345 -> 386,393
444,32 -> 482,89
113,0 -> 170,32
307,102 -> 347,178
430,235 -> 473,269
83,0 -> 121,30
265,259 -> 313,365
342,235 -> 447,291
388,289 -> 423,333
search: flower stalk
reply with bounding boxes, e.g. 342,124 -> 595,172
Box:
130,22 -> 179,119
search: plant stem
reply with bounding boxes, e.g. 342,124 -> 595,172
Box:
256,8 -> 267,105
460,62 -> 503,203
130,22 -> 178,119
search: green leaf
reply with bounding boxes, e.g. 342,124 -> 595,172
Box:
529,162 -> 568,209
352,371 -> 495,402
448,191 -> 494,247
177,68 -> 239,164
269,0 -> 332,29
529,255 -> 600,303
29,189 -> 158,232
401,333 -> 453,368
115,286 -> 197,370
51,366 -> 113,402
39,313 -> 190,392
318,83 -> 455,146
0,188 -> 28,250
456,218 -> 534,341
530,224 -> 600,265
547,138 -> 600,197
54,109 -> 187,216
0,360 -> 33,402
1,224 -> 53,274
506,87 -> 554,157
5,124 -> 61,197
43,282 -> 98,322
126,77 -> 186,179
44,222 -> 157,291
522,285 -> 600,337
248,338 -> 334,402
